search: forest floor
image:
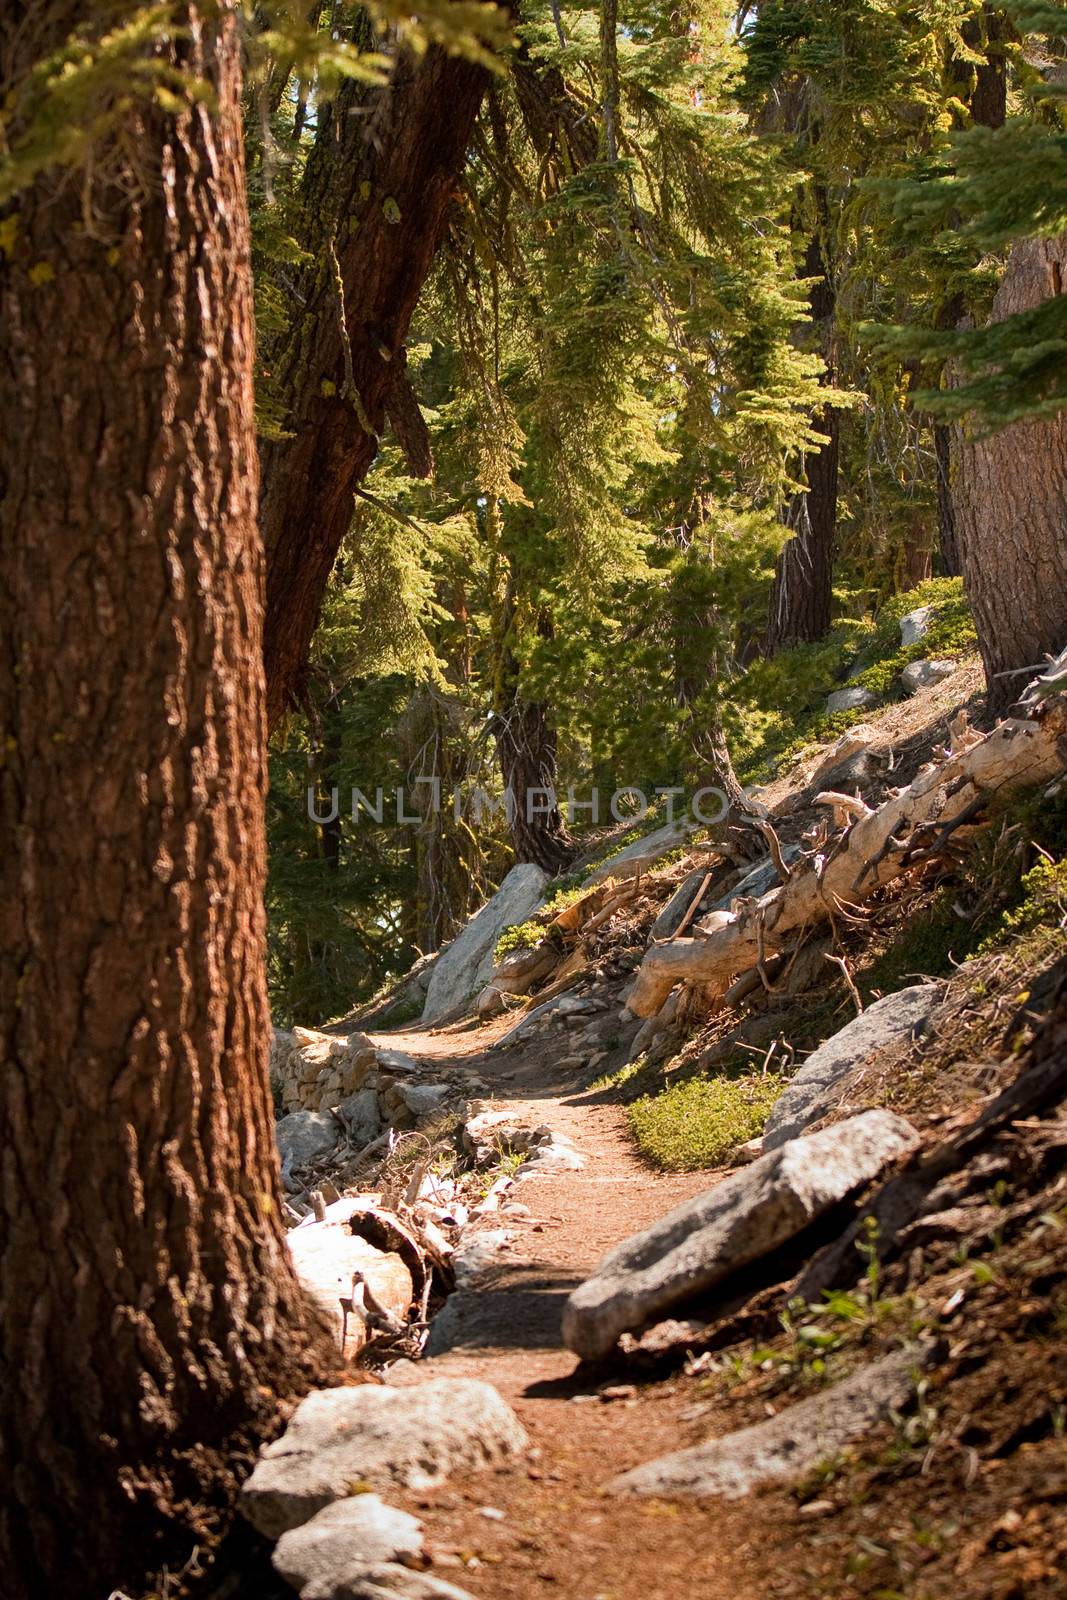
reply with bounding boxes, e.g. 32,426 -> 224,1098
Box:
366,975 -> 1067,1600
363,1013 -> 767,1600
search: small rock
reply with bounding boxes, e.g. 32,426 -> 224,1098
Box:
401,1083 -> 452,1118
556,994 -> 597,1016
451,1231 -> 512,1283
273,1496 -> 423,1596
517,1143 -> 584,1175
562,1111 -> 921,1361
375,1049 -> 422,1076
475,984 -> 506,1018
241,1380 -> 528,1539
826,686 -> 876,715
609,1346 -> 932,1498
276,1110 -> 342,1169
808,724 -> 880,790
899,605 -> 934,647
731,1136 -> 764,1165
708,850 -> 800,916
901,658 -> 955,693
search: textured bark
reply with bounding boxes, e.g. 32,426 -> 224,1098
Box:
901,511 -> 934,590
766,226 -> 839,651
492,695 -> 573,873
259,38 -> 498,730
953,237 -> 1067,717
934,3 -> 1009,579
0,8 -> 335,1596
934,422 -> 962,576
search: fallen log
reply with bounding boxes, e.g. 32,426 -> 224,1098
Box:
626,696 -> 1067,1018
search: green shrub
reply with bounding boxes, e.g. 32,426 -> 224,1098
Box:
494,919 -> 545,962
628,1072 -> 786,1170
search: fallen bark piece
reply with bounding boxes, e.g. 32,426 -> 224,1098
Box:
607,1347 -> 930,1498
627,696 -> 1067,1018
273,1496 -> 423,1596
303,1566 -> 476,1600
561,1111 -> 920,1362
762,985 -> 941,1150
241,1380 -> 528,1539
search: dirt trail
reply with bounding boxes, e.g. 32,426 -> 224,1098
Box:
366,1019 -> 763,1600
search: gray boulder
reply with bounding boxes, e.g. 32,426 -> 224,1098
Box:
609,1346 -> 930,1498
561,1110 -> 921,1361
899,606 -> 933,647
277,1110 -> 342,1170
241,1379 -> 528,1538
650,868 -> 711,940
587,817 -> 697,886
273,1496 -> 423,1595
422,864 -> 547,1022
336,1087 -> 381,1144
826,686 -> 876,715
763,985 -> 940,1150
901,658 -> 955,693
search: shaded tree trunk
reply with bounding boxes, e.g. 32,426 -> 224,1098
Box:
935,3 -> 1009,577
953,237 -> 1067,717
901,511 -> 934,589
491,691 -> 573,874
259,36 -> 500,729
0,9 -> 335,1596
766,225 -> 839,651
934,422 -> 962,576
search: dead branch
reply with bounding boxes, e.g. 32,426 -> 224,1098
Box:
625,696 -> 1067,1019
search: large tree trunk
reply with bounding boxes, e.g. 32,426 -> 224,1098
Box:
0,9 -> 335,1596
953,237 -> 1067,718
259,38 -> 498,730
492,694 -> 573,873
934,3 -> 1009,578
766,227 -> 839,651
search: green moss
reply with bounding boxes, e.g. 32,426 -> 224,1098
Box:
628,1072 -> 786,1170
977,852 -> 1067,954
